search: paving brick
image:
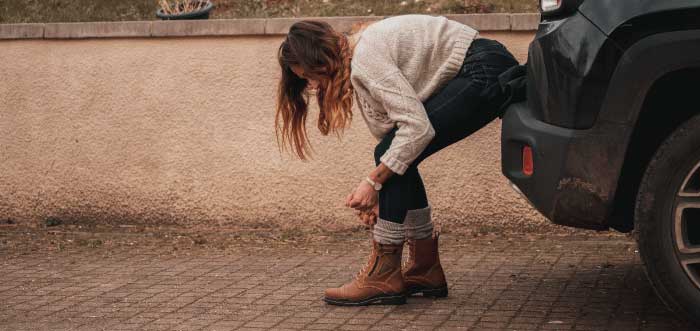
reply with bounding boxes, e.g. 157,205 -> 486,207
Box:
0,236 -> 695,331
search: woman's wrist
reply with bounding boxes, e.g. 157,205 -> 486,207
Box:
369,162 -> 395,185
363,177 -> 382,191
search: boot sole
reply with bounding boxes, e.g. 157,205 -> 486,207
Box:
323,294 -> 406,306
407,285 -> 448,298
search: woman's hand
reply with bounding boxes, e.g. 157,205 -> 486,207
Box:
357,204 -> 379,227
345,180 -> 378,213
346,164 -> 394,226
359,211 -> 377,227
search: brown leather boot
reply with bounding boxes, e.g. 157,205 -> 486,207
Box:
323,240 -> 406,306
403,233 -> 448,298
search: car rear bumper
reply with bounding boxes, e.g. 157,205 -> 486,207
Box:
501,102 -> 618,230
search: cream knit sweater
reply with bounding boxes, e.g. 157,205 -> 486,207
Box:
350,15 -> 478,175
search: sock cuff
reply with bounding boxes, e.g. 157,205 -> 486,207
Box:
404,206 -> 432,229
404,206 -> 433,240
373,219 -> 405,245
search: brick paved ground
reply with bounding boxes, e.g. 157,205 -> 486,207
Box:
0,234 -> 695,331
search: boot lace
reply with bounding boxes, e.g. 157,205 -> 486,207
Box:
356,225 -> 378,281
355,251 -> 375,281
403,239 -> 415,270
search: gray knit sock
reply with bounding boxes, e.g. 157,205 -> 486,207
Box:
404,206 -> 433,240
373,219 -> 405,245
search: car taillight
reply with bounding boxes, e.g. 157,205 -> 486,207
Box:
540,0 -> 584,17
541,0 -> 562,12
523,145 -> 534,176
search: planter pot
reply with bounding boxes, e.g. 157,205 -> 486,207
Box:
156,1 -> 214,20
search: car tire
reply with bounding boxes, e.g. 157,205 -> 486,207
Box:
635,114 -> 700,327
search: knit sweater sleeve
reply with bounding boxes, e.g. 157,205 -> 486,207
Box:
369,71 -> 435,175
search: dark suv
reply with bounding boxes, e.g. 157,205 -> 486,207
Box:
501,0 -> 700,325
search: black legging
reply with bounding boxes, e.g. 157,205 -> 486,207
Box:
374,38 -> 519,224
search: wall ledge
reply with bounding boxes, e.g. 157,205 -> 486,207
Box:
0,13 -> 539,40
0,23 -> 44,39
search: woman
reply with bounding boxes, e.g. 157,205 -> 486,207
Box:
276,14 -> 518,306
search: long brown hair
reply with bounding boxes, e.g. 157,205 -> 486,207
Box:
275,20 -> 354,160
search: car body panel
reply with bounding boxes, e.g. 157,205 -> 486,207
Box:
601,30 -> 700,125
502,0 -> 700,230
579,0 -> 700,35
528,12 -> 612,129
502,102 -> 631,229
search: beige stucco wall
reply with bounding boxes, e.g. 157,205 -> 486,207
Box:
0,31 -> 550,233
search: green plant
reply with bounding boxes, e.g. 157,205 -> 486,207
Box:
76,238 -> 103,248
0,0 -> 538,24
45,217 -> 63,227
158,0 -> 211,15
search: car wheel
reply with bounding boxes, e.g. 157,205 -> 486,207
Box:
635,114 -> 700,326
